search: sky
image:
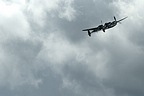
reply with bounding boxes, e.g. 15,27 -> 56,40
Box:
0,0 -> 144,96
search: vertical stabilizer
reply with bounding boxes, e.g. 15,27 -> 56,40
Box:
114,16 -> 116,21
88,30 -> 91,37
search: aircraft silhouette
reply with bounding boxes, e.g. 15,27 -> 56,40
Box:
82,16 -> 128,36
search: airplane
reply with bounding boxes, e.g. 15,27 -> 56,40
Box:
82,16 -> 128,36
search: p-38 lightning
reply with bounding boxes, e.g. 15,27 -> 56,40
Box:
82,16 -> 128,36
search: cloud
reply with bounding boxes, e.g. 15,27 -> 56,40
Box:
0,38 -> 42,89
100,0 -> 144,96
0,0 -> 144,96
0,0 -> 42,89
0,1 -> 30,41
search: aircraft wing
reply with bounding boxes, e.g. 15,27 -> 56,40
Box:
117,17 -> 128,22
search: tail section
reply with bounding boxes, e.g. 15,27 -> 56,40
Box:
102,28 -> 105,32
82,29 -> 91,37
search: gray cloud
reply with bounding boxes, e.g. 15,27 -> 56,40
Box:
0,0 -> 144,96
0,38 -> 42,88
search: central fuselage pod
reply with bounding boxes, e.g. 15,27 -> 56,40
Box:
108,21 -> 117,28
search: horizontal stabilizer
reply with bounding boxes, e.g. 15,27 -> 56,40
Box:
82,29 -> 88,31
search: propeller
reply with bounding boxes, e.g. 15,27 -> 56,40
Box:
101,20 -> 103,25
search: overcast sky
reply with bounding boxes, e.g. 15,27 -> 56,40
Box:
0,0 -> 144,96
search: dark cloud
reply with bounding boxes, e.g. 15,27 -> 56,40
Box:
0,0 -> 144,96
